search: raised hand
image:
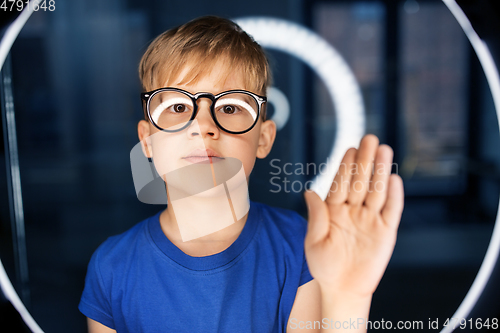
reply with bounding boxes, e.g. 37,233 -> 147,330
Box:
304,134 -> 404,298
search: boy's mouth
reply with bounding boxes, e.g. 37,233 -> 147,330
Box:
182,148 -> 224,164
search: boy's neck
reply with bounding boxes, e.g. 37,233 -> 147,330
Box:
159,203 -> 248,257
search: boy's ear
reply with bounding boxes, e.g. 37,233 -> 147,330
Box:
137,120 -> 153,158
256,119 -> 277,159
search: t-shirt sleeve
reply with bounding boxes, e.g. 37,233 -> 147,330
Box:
78,248 -> 116,330
299,251 -> 314,286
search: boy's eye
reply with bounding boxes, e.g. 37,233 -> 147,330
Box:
215,97 -> 257,119
172,104 -> 188,113
222,105 -> 237,114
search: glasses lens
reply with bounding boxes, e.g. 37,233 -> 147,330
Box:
214,93 -> 259,132
149,91 -> 194,131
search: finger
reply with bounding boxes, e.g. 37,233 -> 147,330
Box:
347,134 -> 379,206
364,144 -> 393,212
326,147 -> 357,205
304,190 -> 330,245
381,174 -> 404,229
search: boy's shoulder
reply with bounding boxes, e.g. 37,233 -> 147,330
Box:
253,200 -> 308,241
89,213 -> 158,268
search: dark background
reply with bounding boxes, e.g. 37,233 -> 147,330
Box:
1,0 -> 500,331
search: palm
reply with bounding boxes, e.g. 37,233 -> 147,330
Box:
304,134 -> 404,297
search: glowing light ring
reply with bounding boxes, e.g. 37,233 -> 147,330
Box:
235,17 -> 366,200
0,4 -> 45,333
0,7 -> 495,333
440,1 -> 500,331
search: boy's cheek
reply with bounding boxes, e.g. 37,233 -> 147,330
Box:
148,132 -> 185,176
152,154 -> 177,179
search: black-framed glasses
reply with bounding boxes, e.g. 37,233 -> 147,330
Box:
141,87 -> 267,134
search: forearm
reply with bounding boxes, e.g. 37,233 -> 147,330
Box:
319,286 -> 372,333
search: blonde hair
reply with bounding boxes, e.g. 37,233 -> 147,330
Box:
139,16 -> 271,119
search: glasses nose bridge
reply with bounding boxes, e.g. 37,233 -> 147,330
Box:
193,92 -> 217,110
191,93 -> 218,131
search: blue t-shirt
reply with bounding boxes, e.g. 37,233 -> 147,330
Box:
79,201 -> 313,332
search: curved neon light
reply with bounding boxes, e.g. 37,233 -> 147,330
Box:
440,1 -> 500,331
0,5 -> 497,332
0,4 -> 45,333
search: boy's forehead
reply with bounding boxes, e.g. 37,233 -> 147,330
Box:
162,58 -> 251,93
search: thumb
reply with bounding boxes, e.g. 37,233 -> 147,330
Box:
304,190 -> 330,245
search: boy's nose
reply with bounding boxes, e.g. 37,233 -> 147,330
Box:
187,100 -> 220,139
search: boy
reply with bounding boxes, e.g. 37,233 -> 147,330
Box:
79,16 -> 404,333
